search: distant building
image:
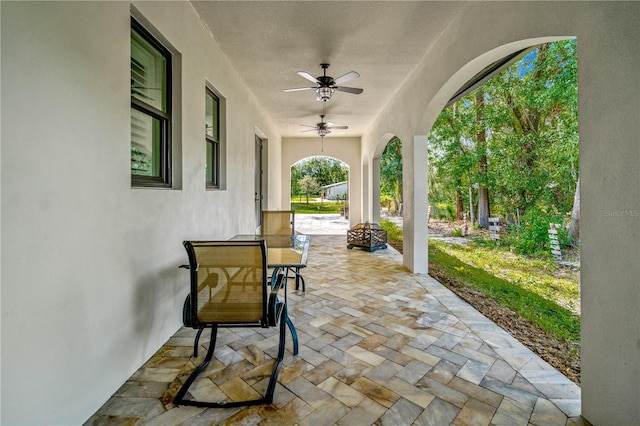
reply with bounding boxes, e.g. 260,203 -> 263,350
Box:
321,181 -> 348,200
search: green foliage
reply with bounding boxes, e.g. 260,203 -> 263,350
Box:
291,156 -> 348,197
380,194 -> 395,210
298,175 -> 320,203
508,207 -> 567,256
131,147 -> 152,176
380,137 -> 403,212
429,240 -> 580,342
432,202 -> 455,220
428,40 -> 579,238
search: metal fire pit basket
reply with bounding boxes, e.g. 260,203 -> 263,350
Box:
347,222 -> 388,252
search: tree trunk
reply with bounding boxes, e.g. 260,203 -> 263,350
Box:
396,178 -> 403,215
568,177 -> 580,244
476,90 -> 490,229
455,190 -> 464,220
477,186 -> 490,229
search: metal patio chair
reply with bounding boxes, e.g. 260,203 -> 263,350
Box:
261,210 -> 306,291
174,240 -> 297,408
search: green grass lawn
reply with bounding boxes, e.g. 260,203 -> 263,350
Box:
379,218 -> 580,344
291,201 -> 343,214
429,240 -> 580,343
380,218 -> 403,244
432,240 -> 580,315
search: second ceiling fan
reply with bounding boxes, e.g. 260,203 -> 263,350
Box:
300,114 -> 348,137
284,63 -> 363,101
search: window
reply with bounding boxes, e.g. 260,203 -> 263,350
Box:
205,88 -> 220,188
130,18 -> 171,187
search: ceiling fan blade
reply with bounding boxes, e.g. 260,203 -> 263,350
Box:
331,126 -> 349,130
284,87 -> 314,92
297,71 -> 321,84
301,128 -> 318,132
334,71 -> 360,84
300,124 -> 318,128
335,86 -> 363,95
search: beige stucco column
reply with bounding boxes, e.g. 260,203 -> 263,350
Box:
402,135 -> 429,273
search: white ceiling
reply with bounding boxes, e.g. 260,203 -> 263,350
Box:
191,1 -> 464,138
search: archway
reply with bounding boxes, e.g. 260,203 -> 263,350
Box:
290,155 -> 351,235
281,136 -> 362,227
362,4 -> 638,422
371,133 -> 399,225
426,40 -> 580,385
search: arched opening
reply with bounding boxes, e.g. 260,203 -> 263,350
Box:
290,155 -> 350,235
371,133 -> 400,226
372,136 -> 405,253
422,38 -> 581,384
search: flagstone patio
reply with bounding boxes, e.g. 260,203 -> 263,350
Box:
86,233 -> 584,425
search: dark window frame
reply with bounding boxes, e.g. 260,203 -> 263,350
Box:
205,87 -> 220,189
131,17 -> 172,188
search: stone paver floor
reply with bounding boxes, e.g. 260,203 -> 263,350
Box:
86,232 -> 584,425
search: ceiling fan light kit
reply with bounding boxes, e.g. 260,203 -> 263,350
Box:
316,86 -> 335,102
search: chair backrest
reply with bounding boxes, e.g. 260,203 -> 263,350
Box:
262,210 -> 294,235
183,240 -> 269,326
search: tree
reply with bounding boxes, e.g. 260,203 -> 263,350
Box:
429,94 -> 479,221
380,137 -> 403,213
567,177 -> 580,244
291,156 -> 348,200
428,39 -> 579,249
298,176 -> 320,204
475,89 -> 491,229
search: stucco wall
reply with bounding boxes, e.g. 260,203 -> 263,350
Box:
362,2 -> 640,424
0,1 -> 279,424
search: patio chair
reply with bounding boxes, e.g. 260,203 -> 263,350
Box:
261,210 -> 306,291
262,210 -> 296,235
174,240 -> 296,408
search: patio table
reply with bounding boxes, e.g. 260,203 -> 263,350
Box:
228,233 -> 311,352
229,233 -> 310,272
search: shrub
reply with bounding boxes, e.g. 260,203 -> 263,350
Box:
433,202 -> 455,220
509,207 -> 567,256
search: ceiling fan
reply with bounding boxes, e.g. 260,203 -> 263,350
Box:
300,114 -> 348,137
284,63 -> 363,101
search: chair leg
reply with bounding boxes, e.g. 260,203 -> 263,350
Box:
264,305 -> 288,403
294,267 -> 305,291
174,317 -> 292,408
193,328 -> 204,357
174,325 -> 218,406
285,309 -> 299,356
